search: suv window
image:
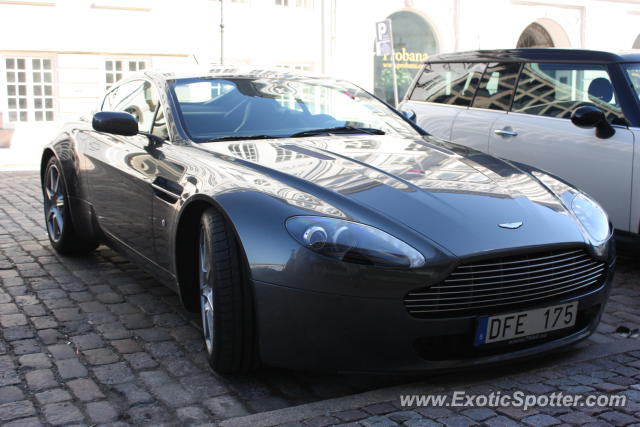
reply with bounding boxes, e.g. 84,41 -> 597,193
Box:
472,62 -> 521,111
512,63 -> 626,125
103,80 -> 160,133
409,63 -> 485,107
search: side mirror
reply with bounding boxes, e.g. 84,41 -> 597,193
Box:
92,111 -> 165,147
92,112 -> 138,136
571,105 -> 615,139
402,110 -> 417,122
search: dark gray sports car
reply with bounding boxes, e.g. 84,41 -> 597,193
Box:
41,68 -> 615,374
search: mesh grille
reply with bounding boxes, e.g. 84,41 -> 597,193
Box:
405,248 -> 606,318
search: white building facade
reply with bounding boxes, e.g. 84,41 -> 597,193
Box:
1,0 -> 639,166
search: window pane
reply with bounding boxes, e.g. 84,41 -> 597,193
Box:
472,62 -> 520,111
19,98 -> 27,109
44,73 -> 52,83
106,61 -> 113,71
138,61 -> 146,70
8,99 -> 16,108
32,59 -> 41,70
17,59 -> 25,69
8,86 -> 15,96
20,112 -> 27,121
116,61 -> 122,71
9,112 -> 17,121
45,98 -> 53,109
18,72 -> 26,83
129,61 -> 137,71
46,111 -> 54,121
19,86 -> 26,96
44,86 -> 52,96
34,99 -> 42,108
6,58 -> 15,69
34,86 -> 42,96
513,62 -> 625,124
33,73 -> 41,83
7,73 -> 15,83
43,59 -> 51,69
409,63 -> 485,107
35,111 -> 43,121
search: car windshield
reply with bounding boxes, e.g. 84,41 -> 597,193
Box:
169,76 -> 420,142
624,64 -> 640,101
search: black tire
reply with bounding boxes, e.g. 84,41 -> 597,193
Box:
198,207 -> 257,374
42,156 -> 99,255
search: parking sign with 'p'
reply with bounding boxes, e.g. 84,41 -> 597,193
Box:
375,19 -> 393,56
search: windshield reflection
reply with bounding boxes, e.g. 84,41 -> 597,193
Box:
170,76 -> 419,142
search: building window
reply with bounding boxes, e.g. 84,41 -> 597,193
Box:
105,59 -> 147,90
4,57 -> 54,122
275,0 -> 312,7
275,64 -> 312,72
517,23 -> 554,48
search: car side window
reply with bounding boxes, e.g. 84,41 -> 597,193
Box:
471,62 -> 521,111
102,81 -> 140,112
105,80 -> 159,133
512,63 -> 626,125
409,63 -> 485,107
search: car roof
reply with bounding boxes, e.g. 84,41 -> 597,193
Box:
426,49 -> 640,64
140,65 -> 330,83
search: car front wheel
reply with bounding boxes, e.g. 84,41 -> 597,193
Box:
198,207 -> 257,374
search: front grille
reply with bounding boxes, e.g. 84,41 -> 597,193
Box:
405,248 -> 607,318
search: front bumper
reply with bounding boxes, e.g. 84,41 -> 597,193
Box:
252,260 -> 614,373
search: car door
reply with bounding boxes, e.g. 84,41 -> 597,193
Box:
451,62 -> 521,153
489,62 -> 634,231
84,79 -> 160,260
144,105 -> 188,272
401,62 -> 485,141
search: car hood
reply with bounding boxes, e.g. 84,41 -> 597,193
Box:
198,134 -> 586,257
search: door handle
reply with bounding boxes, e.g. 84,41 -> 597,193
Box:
494,128 -> 518,137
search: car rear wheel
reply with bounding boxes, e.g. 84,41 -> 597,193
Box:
43,157 -> 99,255
198,207 -> 257,374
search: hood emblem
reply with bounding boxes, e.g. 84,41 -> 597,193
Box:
499,221 -> 523,229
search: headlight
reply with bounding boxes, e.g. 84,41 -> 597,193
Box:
570,194 -> 610,243
286,216 -> 425,269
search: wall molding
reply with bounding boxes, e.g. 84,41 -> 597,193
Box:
0,50 -> 188,58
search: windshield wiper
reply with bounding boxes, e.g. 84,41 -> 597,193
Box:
205,135 -> 282,142
289,126 -> 385,138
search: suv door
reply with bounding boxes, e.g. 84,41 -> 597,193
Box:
85,79 -> 160,260
450,62 -> 521,152
490,62 -> 634,231
401,62 -> 485,140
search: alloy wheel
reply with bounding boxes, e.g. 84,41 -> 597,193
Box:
199,226 -> 215,355
45,164 -> 65,243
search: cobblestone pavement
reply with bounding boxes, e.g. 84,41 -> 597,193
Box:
1,171 -> 639,426
256,348 -> 640,427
